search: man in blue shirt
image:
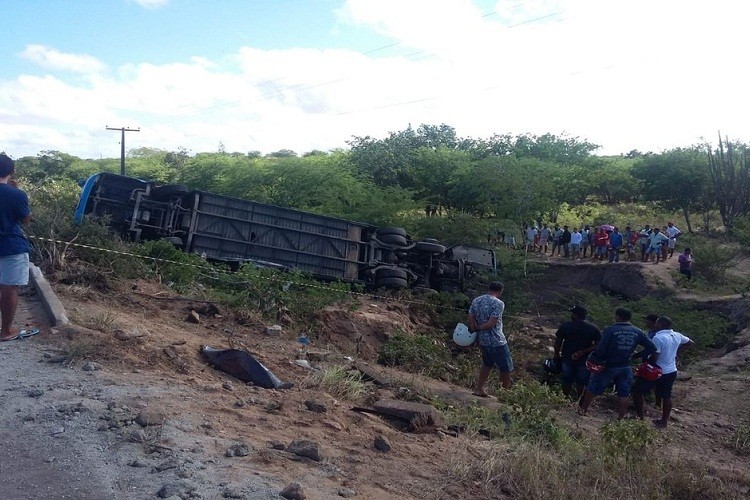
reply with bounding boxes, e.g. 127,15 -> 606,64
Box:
0,154 -> 32,341
468,281 -> 513,395
608,227 -> 623,263
578,307 -> 657,419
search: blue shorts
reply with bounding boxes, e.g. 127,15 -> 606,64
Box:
0,253 -> 29,286
561,360 -> 589,386
587,366 -> 633,397
595,246 -> 607,255
481,344 -> 514,372
631,372 -> 678,399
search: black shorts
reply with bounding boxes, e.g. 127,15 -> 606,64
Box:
631,371 -> 678,399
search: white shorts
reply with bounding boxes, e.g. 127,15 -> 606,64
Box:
0,253 -> 29,286
668,238 -> 677,249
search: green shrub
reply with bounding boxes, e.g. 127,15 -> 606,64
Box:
137,239 -> 208,287
600,419 -> 657,460
378,332 -> 449,377
210,265 -> 355,326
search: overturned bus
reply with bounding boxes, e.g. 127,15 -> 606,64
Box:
74,172 -> 495,291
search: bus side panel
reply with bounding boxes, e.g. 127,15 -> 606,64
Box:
187,192 -> 370,281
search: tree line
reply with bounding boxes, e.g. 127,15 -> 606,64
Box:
9,125 -> 750,245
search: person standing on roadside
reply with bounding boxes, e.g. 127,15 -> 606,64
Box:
639,225 -> 651,261
632,316 -> 693,428
578,308 -> 657,419
561,225 -> 572,258
539,224 -> 551,254
570,228 -> 582,259
0,154 -> 32,341
553,305 -> 601,398
666,222 -> 682,259
647,227 -> 668,263
593,227 -> 609,262
581,225 -> 591,258
608,227 -> 623,263
468,281 -> 513,395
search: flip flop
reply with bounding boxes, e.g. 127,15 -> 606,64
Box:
472,392 -> 495,399
0,334 -> 19,342
18,328 -> 40,339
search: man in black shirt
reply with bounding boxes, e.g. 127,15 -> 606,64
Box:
553,305 -> 601,398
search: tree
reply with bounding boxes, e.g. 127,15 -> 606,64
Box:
632,147 -> 712,233
707,136 -> 750,231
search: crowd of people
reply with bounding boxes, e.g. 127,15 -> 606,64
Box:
488,222 -> 695,279
519,222 -> 686,263
467,280 -> 693,428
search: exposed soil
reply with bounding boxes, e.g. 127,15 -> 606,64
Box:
2,255 -> 749,499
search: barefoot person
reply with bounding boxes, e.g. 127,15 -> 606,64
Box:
578,308 -> 657,419
0,154 -> 32,341
632,316 -> 693,428
468,281 -> 513,395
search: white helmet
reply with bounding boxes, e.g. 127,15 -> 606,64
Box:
453,323 -> 476,346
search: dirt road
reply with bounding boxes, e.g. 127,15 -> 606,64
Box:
0,289 -> 280,500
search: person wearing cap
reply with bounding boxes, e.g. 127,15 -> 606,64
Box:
553,305 -> 601,398
631,316 -> 693,428
578,307 -> 657,419
467,281 -> 513,395
0,153 -> 32,341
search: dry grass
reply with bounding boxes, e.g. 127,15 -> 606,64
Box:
437,437 -> 742,500
308,365 -> 371,402
70,310 -> 119,332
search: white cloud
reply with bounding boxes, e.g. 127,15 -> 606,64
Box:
3,0 -> 750,159
20,45 -> 106,75
129,0 -> 170,9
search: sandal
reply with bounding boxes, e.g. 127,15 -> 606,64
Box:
19,328 -> 40,339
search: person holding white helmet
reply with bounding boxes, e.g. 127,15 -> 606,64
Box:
467,281 -> 513,395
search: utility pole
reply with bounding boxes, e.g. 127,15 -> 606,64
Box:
106,126 -> 140,175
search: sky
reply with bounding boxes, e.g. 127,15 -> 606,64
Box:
1,0 -> 749,159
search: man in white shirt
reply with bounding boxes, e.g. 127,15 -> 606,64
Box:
570,229 -> 582,259
631,316 -> 693,428
666,222 -> 682,258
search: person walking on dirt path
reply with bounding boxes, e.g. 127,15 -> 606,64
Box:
632,316 -> 693,428
678,247 -> 693,280
578,308 -> 657,419
468,281 -> 513,395
0,154 -> 32,341
553,305 -> 601,398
